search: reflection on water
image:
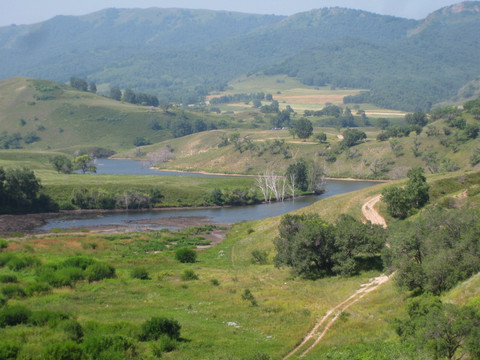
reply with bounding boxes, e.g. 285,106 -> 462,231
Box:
39,177 -> 376,231
93,159 -> 225,177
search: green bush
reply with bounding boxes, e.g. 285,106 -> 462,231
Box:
59,319 -> 84,342
251,250 -> 268,265
139,317 -> 181,341
30,310 -> 69,327
44,340 -> 84,360
210,278 -> 220,286
152,334 -> 178,355
0,253 -> 14,267
181,269 -> 199,281
175,248 -> 197,263
241,289 -> 258,307
6,255 -> 41,271
60,256 -> 95,270
0,305 -> 32,327
0,240 -> 8,251
0,342 -> 21,360
130,267 -> 150,280
85,262 -> 116,282
0,274 -> 18,283
1,284 -> 26,298
82,334 -> 136,359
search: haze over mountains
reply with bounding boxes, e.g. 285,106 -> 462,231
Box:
0,1 -> 479,110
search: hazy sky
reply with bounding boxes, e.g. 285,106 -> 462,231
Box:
0,0 -> 467,27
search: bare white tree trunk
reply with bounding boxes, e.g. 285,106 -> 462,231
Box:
256,173 -> 271,203
288,173 -> 296,199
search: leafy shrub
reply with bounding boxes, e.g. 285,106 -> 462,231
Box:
30,310 -> 69,327
130,267 -> 150,280
1,284 -> 26,298
82,334 -> 136,359
152,335 -> 178,355
44,341 -> 84,360
60,256 -> 95,270
59,319 -> 84,342
210,278 -> 220,286
251,250 -> 268,265
6,255 -> 40,271
85,262 -> 116,282
181,269 -> 198,281
139,317 -> 181,341
0,253 -> 14,267
241,289 -> 258,307
175,248 -> 197,263
0,342 -> 21,360
0,240 -> 8,251
0,274 -> 17,283
0,305 -> 32,327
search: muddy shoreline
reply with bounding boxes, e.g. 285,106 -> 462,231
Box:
0,207 -> 229,236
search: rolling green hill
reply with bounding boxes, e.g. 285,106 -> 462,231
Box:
0,77 -> 227,152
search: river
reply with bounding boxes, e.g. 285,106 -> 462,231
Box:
39,159 -> 377,231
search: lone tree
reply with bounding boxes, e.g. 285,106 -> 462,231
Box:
73,155 -> 96,174
341,129 -> 367,147
50,155 -> 73,174
294,118 -> 313,140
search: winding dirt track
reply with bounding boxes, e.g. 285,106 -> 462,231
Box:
284,195 -> 388,359
361,194 -> 387,228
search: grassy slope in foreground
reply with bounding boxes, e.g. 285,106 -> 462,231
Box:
0,183 -> 390,359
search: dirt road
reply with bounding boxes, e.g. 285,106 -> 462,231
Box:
361,194 -> 386,228
284,195 -> 388,359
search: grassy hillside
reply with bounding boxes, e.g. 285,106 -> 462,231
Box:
117,106 -> 480,179
0,78 -> 227,152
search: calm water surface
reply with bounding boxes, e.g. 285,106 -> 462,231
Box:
40,160 -> 377,231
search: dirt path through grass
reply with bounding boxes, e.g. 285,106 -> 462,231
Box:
361,194 -> 387,228
284,195 -> 388,359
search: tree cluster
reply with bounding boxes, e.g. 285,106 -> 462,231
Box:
70,77 -> 96,93
383,206 -> 480,294
109,87 -> 159,107
0,167 -> 57,214
394,294 -> 480,360
274,213 -> 386,278
382,167 -> 429,219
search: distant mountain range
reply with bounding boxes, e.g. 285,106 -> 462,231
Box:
0,2 -> 479,110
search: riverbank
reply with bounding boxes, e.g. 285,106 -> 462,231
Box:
0,207 -> 228,236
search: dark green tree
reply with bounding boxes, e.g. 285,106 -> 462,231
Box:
109,87 -> 122,101
89,82 -> 97,93
294,118 -> 313,140
50,155 -> 73,174
69,77 -> 88,92
122,89 -> 137,104
274,214 -> 336,278
341,129 -> 366,147
405,112 -> 428,127
286,160 -> 308,191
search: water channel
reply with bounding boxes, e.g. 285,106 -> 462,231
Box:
40,159 -> 378,231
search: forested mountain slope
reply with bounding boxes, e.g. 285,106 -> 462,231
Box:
0,3 -> 479,110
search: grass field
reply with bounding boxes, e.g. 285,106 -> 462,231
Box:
0,183 -> 392,359
1,167 -> 479,359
